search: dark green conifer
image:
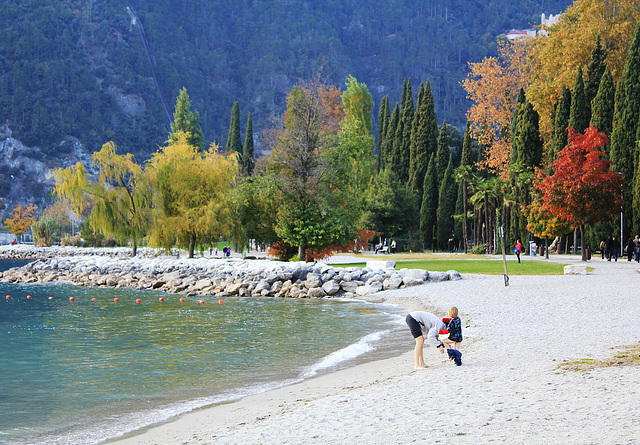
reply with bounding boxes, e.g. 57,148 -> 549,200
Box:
169,87 -> 204,151
550,87 -> 571,163
611,23 -> 640,232
569,67 -> 589,134
510,88 -> 527,167
514,101 -> 543,169
584,35 -> 608,121
436,155 -> 456,249
384,103 -> 400,174
225,101 -> 242,155
409,83 -> 429,198
460,121 -> 474,168
590,66 -> 615,141
398,79 -> 414,183
243,112 -> 254,175
420,154 -> 438,248
377,97 -> 390,172
435,122 -> 449,186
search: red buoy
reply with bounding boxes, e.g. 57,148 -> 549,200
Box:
91,298 -> 96,301
114,298 -> 119,302
5,295 -> 10,300
180,298 -> 185,302
48,297 -> 53,300
69,297 -> 75,302
199,300 -> 204,304
135,299 -> 142,303
27,295 -> 32,299
218,299 -> 223,304
159,297 -> 164,302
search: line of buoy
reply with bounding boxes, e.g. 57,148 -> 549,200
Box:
5,295 -> 224,304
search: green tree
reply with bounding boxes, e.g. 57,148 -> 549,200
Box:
331,75 -> 376,202
550,87 -> 571,164
590,66 -> 615,141
384,103 -> 400,175
436,155 -> 457,249
420,154 -> 438,248
169,88 -> 204,151
409,81 -> 438,201
243,112 -> 255,175
399,79 -> 414,184
584,35 -> 608,120
513,101 -> 543,169
435,122 -> 449,186
569,67 -> 589,134
377,96 -> 390,172
225,101 -> 242,155
361,167 -> 418,241
268,83 -> 355,260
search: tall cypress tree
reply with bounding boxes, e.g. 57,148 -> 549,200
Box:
569,67 -> 589,134
436,155 -> 456,249
435,122 -> 449,187
399,79 -> 414,184
514,101 -> 543,169
550,87 -> 571,163
225,101 -> 242,155
243,112 -> 254,175
584,35 -> 607,122
384,103 -> 400,174
409,83 -> 429,198
424,81 -> 439,169
377,96 -> 390,172
590,66 -> 615,142
611,23 -> 640,232
420,154 -> 438,249
461,121 -> 473,168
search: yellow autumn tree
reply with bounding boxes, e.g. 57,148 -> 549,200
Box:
54,141 -> 152,256
146,132 -> 239,258
527,0 -> 640,139
3,203 -> 38,242
462,39 -> 528,178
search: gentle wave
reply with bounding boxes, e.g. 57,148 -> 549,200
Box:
301,329 -> 392,378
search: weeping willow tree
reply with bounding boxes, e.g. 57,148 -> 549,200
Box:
146,132 -> 239,258
54,141 -> 152,256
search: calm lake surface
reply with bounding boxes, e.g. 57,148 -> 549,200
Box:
0,259 -> 408,444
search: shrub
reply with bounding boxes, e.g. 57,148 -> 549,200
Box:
472,243 -> 487,254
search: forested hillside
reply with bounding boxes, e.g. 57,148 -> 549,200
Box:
0,0 -> 572,160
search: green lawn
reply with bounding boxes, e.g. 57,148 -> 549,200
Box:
334,259 -> 568,275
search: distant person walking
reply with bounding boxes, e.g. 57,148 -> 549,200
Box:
599,239 -> 606,260
514,239 -> 523,263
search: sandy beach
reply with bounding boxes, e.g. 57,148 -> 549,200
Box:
108,255 -> 640,445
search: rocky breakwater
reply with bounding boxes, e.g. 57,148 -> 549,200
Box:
0,255 -> 462,299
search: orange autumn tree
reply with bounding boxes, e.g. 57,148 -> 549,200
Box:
462,39 -> 528,178
535,126 -> 625,261
3,203 -> 38,242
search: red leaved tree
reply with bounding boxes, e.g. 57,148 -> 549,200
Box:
535,126 -> 625,261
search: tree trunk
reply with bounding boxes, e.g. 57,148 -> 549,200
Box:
462,181 -> 468,253
580,225 -> 586,261
298,245 -> 306,262
188,234 -> 196,259
132,238 -> 137,257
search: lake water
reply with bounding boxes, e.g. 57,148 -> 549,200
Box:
0,259 -> 408,444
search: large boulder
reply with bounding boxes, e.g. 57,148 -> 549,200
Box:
564,264 -> 587,275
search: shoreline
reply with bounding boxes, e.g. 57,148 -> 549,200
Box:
109,258 -> 640,444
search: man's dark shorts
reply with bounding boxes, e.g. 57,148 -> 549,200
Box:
405,314 -> 423,338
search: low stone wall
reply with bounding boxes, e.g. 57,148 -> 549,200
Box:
0,250 -> 462,299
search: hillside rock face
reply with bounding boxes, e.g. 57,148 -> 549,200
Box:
0,125 -> 92,211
